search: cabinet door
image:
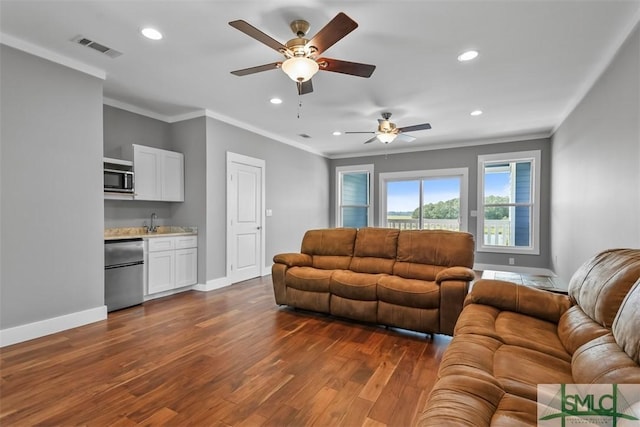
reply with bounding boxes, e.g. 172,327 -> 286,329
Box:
133,145 -> 162,200
148,250 -> 175,294
162,151 -> 184,201
175,248 -> 197,288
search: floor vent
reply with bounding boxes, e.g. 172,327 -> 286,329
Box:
71,35 -> 122,58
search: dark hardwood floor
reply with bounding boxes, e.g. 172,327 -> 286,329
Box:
0,276 -> 451,426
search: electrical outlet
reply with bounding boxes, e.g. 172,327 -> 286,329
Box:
508,257 -> 515,265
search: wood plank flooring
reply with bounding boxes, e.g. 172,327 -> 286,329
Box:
0,276 -> 451,426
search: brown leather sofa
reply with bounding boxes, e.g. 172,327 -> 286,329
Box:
271,227 -> 475,336
419,248 -> 640,426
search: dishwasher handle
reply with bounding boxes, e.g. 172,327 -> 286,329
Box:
105,261 -> 144,270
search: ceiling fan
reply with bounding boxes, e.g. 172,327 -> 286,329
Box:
345,112 -> 432,144
229,12 -> 376,95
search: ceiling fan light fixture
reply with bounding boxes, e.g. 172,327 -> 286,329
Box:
377,133 -> 397,144
281,56 -> 319,82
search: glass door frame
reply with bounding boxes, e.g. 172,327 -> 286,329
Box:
378,167 -> 469,231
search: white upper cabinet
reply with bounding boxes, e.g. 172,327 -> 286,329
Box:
162,150 -> 184,201
130,144 -> 184,202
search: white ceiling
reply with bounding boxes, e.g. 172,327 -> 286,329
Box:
1,1 -> 639,158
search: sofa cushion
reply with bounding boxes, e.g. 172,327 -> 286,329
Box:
396,230 -> 475,267
557,305 -> 611,355
464,279 -> 571,323
377,276 -> 440,309
612,279 -> 640,364
438,334 -> 572,402
572,333 -> 640,383
352,227 -> 399,258
418,374 -> 505,426
455,304 -> 571,362
394,230 -> 474,280
569,248 -> 640,328
349,227 -> 398,274
330,270 -> 381,301
285,266 -> 332,292
301,228 -> 356,270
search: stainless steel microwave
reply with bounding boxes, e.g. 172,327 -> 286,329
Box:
104,158 -> 134,193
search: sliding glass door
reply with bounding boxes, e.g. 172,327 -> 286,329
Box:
380,168 -> 468,231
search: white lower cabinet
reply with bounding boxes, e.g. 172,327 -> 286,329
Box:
147,235 -> 197,295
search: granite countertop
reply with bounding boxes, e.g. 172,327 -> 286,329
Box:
104,226 -> 197,240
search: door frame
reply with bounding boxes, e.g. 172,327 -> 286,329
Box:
226,151 -> 266,282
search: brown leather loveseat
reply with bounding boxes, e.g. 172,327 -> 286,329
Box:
419,248 -> 640,426
271,227 -> 475,336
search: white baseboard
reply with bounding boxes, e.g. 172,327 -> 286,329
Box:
192,276 -> 232,292
473,263 -> 555,277
264,265 -> 273,276
0,305 -> 107,348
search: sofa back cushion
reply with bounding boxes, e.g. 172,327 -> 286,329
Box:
393,230 -> 475,280
612,279 -> 640,364
301,228 -> 357,270
349,227 -> 399,274
569,248 -> 640,328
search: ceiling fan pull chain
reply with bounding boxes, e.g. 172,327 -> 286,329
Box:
297,95 -> 302,119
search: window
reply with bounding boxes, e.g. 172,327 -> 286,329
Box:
379,168 -> 468,231
477,150 -> 540,254
336,164 -> 373,228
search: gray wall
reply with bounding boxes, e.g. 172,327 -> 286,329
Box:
331,138 -> 552,270
551,23 -> 640,283
103,105 -> 174,229
170,117 -> 208,283
205,117 -> 331,281
0,45 -> 104,328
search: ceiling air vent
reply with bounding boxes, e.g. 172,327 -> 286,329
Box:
298,133 -> 312,139
71,35 -> 122,58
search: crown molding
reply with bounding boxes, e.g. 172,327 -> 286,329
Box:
327,131 -> 552,159
103,97 -> 174,122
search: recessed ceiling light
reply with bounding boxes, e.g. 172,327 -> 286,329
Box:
270,98 -> 283,104
470,110 -> 483,116
457,50 -> 479,62
332,131 -> 342,136
141,27 -> 163,40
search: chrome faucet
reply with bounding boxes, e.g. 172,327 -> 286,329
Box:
148,212 -> 158,233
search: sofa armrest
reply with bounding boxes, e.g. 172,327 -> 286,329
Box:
466,279 -> 572,323
273,253 -> 312,267
436,266 -> 476,284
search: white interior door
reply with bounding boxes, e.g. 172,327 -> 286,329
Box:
227,152 -> 265,283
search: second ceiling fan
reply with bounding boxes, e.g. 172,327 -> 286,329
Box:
346,112 -> 432,144
229,12 -> 376,95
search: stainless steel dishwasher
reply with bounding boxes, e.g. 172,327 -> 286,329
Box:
104,238 -> 144,312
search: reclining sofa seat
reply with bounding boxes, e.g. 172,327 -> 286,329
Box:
271,227 -> 475,336
419,248 -> 640,426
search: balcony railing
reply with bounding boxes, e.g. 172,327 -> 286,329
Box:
386,218 -> 512,245
386,218 -> 459,231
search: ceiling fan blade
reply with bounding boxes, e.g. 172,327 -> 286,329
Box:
305,12 -> 358,56
229,20 -> 289,54
231,62 -> 281,76
297,79 -> 313,95
397,123 -> 432,133
395,133 -> 416,143
317,58 -> 376,78
363,136 -> 379,144
344,131 -> 375,134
